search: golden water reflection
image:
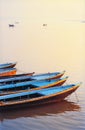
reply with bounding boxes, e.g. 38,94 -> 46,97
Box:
0,100 -> 80,121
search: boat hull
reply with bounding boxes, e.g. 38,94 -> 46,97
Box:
50,73 -> 64,79
3,63 -> 16,69
0,70 -> 17,76
0,72 -> 34,79
0,85 -> 78,110
0,62 -> 16,69
32,71 -> 65,80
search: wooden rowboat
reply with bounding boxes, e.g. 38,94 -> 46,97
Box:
0,72 -> 35,79
0,62 -> 16,69
0,83 -> 81,110
0,68 -> 17,77
0,71 -> 65,84
32,71 -> 65,80
0,76 -> 68,95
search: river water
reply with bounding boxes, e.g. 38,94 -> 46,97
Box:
0,1 -> 85,130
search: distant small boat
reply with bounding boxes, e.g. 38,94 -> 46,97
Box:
0,83 -> 81,110
0,62 -> 16,69
0,71 -> 65,84
43,24 -> 47,26
0,76 -> 68,95
0,68 -> 17,77
9,24 -> 15,27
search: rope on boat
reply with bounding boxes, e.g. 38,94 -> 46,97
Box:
74,92 -> 79,102
67,92 -> 79,103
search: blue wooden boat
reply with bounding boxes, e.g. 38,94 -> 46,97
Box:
0,83 -> 81,110
0,72 -> 34,79
0,68 -> 17,76
0,71 -> 65,84
0,62 -> 16,69
0,77 -> 68,95
0,72 -> 36,84
32,71 -> 65,80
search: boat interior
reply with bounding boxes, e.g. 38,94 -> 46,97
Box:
0,78 -> 61,92
0,92 -> 44,103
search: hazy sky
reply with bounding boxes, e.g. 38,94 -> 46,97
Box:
0,0 -> 84,21
0,0 -> 85,82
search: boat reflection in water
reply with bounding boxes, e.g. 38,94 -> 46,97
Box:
0,100 -> 80,121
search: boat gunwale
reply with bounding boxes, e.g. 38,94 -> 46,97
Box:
0,71 -> 65,84
0,62 -> 16,68
32,71 -> 65,78
0,72 -> 34,79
